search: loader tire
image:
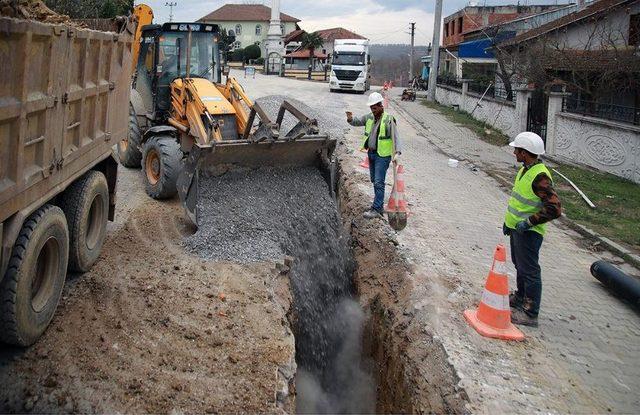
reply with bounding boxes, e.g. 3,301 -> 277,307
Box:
59,171 -> 109,272
142,135 -> 182,199
0,205 -> 69,346
117,104 -> 143,168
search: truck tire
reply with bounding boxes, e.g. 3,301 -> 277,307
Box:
142,135 -> 182,199
0,205 -> 69,346
59,171 -> 109,272
117,105 -> 143,168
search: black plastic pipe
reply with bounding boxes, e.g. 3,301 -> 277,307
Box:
590,261 -> 640,308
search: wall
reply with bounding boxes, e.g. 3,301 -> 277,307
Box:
552,2 -> 640,49
550,112 -> 640,183
216,21 -> 297,57
436,84 -> 520,138
435,83 -> 640,184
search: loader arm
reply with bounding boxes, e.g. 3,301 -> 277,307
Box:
217,77 -> 253,135
169,78 -> 223,145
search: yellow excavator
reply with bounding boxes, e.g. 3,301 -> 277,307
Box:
118,6 -> 336,225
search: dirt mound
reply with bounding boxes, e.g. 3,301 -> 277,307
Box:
0,0 -> 72,24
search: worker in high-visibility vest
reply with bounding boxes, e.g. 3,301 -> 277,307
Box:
346,92 -> 402,219
503,132 -> 562,327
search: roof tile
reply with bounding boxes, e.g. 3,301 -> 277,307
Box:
199,4 -> 299,23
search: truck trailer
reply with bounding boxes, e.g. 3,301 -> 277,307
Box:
329,39 -> 371,93
0,16 -> 134,346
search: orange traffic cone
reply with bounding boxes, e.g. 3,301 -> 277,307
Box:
464,245 -> 524,341
359,155 -> 370,169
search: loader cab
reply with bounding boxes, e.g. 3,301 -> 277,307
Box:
134,23 -> 224,118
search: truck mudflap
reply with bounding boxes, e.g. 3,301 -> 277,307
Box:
177,135 -> 336,226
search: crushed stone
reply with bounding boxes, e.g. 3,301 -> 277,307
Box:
254,95 -> 347,142
182,166 -> 335,263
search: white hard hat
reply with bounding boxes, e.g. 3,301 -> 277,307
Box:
367,92 -> 384,106
509,131 -> 545,155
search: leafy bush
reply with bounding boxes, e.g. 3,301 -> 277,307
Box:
231,48 -> 245,62
244,44 -> 261,61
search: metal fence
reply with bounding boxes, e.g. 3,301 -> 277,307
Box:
467,82 -> 517,103
562,97 -> 640,126
436,76 -> 518,103
436,76 -> 463,89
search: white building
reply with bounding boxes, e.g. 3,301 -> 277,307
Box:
198,4 -> 300,57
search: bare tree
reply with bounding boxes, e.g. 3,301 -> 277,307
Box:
495,16 -> 640,100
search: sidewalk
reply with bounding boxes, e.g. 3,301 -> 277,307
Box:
345,91 -> 640,413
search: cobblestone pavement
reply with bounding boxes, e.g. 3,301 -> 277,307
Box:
236,72 -> 640,413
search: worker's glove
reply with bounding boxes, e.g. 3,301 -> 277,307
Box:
515,220 -> 532,234
502,223 -> 511,236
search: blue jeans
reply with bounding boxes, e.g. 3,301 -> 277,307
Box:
368,151 -> 391,212
509,230 -> 543,317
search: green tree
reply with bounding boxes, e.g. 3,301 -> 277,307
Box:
300,32 -> 324,57
244,44 -> 261,62
231,48 -> 245,62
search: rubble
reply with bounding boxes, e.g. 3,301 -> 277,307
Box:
0,0 -> 73,24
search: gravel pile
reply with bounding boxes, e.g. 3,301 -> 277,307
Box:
254,95 -> 347,142
182,166 -> 336,262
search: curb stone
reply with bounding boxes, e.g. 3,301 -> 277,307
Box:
390,96 -> 640,272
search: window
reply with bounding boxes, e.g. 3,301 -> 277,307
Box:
451,20 -> 455,35
445,22 -> 449,37
630,14 -> 640,46
235,24 -> 242,35
458,17 -> 463,34
255,24 -> 262,36
280,24 -> 285,34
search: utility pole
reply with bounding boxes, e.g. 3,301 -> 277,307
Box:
427,0 -> 443,101
165,2 -> 177,22
409,22 -> 416,81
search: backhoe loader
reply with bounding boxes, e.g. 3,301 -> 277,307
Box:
119,13 -> 336,225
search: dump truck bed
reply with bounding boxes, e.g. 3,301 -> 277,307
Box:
0,17 -> 133,274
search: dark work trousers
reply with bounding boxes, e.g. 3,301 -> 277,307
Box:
368,150 -> 391,213
509,230 -> 544,317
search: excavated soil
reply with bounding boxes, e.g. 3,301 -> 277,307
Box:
0,0 -> 73,24
0,197 -> 296,413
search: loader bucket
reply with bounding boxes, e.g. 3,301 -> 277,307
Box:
177,135 -> 336,226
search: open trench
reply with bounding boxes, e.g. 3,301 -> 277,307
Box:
184,162 -> 467,413
183,96 -> 467,413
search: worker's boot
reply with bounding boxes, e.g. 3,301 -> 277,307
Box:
363,208 -> 383,219
510,309 -> 538,327
509,292 -> 523,309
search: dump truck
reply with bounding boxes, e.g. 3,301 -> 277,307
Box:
118,13 -> 336,225
0,16 -> 134,346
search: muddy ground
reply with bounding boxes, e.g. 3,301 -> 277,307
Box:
0,169 -> 296,413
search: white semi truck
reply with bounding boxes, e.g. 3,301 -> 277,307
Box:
329,39 -> 370,93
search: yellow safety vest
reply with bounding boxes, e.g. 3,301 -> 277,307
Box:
361,113 -> 394,157
504,163 -> 553,236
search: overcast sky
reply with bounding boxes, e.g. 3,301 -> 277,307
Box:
139,0 -> 571,44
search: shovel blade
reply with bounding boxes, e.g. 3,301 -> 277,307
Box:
387,211 -> 407,231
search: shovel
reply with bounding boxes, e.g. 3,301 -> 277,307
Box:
386,160 -> 407,231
